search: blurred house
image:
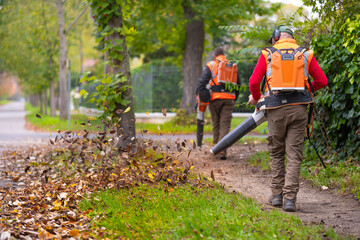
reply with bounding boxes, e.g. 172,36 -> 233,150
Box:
0,71 -> 21,100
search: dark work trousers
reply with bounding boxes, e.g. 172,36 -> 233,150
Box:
209,99 -> 235,154
267,104 -> 308,200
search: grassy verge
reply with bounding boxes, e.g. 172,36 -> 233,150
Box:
247,150 -> 360,201
0,100 -> 11,105
25,103 -> 268,135
25,103 -> 103,132
137,117 -> 268,135
80,183 -> 341,239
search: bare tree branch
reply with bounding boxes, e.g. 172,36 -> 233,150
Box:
65,2 -> 90,34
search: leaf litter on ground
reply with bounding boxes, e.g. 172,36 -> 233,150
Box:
0,117 -> 208,239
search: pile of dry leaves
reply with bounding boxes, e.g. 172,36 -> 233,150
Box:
0,123 -> 203,239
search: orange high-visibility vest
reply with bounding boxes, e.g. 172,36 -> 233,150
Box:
261,39 -> 314,93
206,55 -> 236,101
256,39 -> 315,111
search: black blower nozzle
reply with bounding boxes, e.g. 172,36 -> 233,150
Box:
197,119 -> 205,147
210,110 -> 266,155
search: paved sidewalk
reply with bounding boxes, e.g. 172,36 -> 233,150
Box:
0,100 -> 51,149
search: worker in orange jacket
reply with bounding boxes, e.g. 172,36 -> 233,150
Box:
196,47 -> 241,160
248,26 -> 327,212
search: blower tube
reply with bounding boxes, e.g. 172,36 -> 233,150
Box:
210,110 -> 266,155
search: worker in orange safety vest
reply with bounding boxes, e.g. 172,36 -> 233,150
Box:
196,47 -> 241,160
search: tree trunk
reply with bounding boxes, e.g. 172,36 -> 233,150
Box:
79,29 -> 85,76
180,1 -> 205,113
44,90 -> 48,115
39,92 -> 43,114
49,63 -> 56,116
56,0 -> 68,120
41,0 -> 56,117
107,4 -> 136,150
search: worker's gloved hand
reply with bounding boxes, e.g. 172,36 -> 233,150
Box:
248,95 -> 258,106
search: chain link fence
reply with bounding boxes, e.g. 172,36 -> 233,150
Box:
80,60 -> 257,113
132,65 -> 183,112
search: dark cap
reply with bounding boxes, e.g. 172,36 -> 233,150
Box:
268,25 -> 294,44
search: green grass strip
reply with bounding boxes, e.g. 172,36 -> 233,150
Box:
80,183 -> 341,239
137,117 -> 268,135
25,103 -> 268,135
0,100 -> 11,105
248,151 -> 360,201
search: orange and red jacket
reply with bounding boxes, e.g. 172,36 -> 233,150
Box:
196,55 -> 241,101
249,39 -> 327,100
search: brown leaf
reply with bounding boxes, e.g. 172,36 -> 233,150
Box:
83,131 -> 89,139
45,226 -> 56,235
69,229 -> 79,237
211,170 -> 215,181
12,176 -> 20,182
161,108 -> 167,117
36,114 -> 42,119
38,230 -> 48,239
125,222 -> 132,229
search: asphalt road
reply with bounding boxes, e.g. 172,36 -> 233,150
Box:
0,100 -> 51,150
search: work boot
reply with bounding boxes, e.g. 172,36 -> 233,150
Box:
283,198 -> 296,212
268,193 -> 283,207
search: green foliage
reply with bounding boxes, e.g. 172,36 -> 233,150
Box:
90,0 -> 136,53
80,72 -> 130,120
220,25 -> 272,46
0,0 -> 58,95
128,0 -> 280,64
86,0 -> 135,123
80,183 -> 339,239
310,15 -> 360,161
303,0 -> 359,25
302,153 -> 360,200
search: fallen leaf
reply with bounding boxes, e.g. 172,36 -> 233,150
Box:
69,229 -> 79,237
161,108 -> 167,117
211,170 -> 215,181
